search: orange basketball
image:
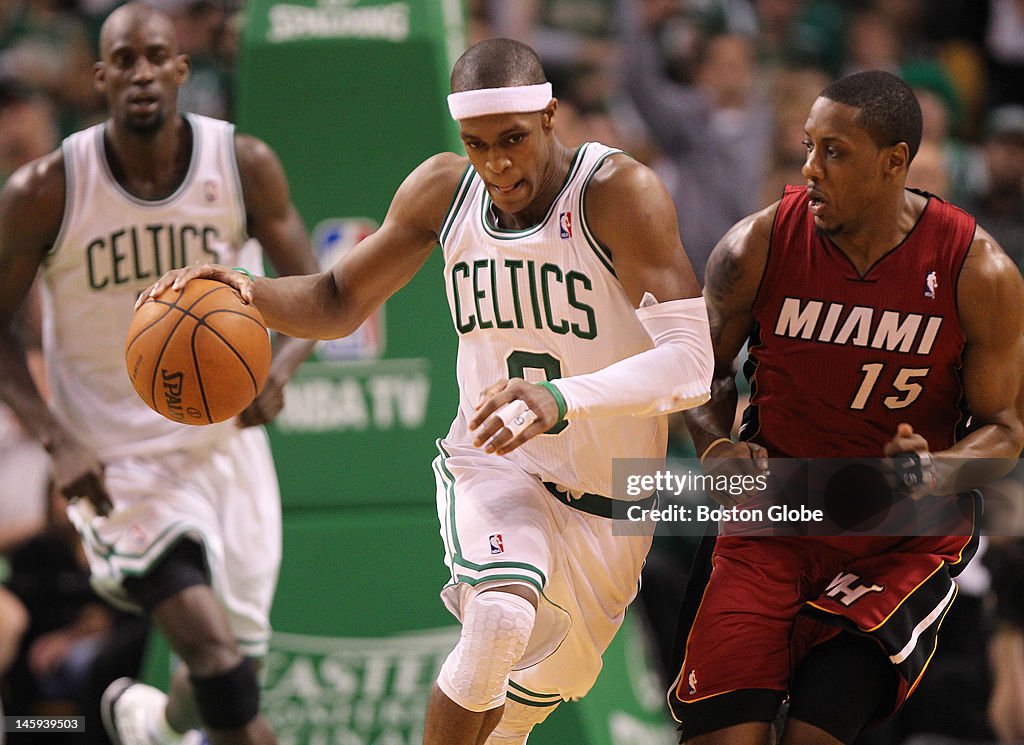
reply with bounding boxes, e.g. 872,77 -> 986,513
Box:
125,278 -> 272,425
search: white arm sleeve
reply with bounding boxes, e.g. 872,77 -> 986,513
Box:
551,296 -> 713,419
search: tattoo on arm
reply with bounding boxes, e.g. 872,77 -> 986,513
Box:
705,247 -> 743,309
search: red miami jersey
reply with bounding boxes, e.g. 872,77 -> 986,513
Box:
742,186 -> 975,458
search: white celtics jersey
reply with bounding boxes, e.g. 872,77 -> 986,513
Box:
42,114 -> 263,459
439,142 -> 666,497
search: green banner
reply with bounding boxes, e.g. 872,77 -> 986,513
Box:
258,615 -> 676,745
261,626 -> 457,745
237,0 -> 464,509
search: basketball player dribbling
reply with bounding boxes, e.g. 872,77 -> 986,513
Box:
0,5 -> 319,745
136,37 -> 714,745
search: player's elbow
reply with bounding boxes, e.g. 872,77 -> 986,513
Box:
314,271 -> 368,340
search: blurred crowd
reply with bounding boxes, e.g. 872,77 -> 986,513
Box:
463,0 -> 1024,281
0,0 -> 1021,291
0,0 -> 1022,744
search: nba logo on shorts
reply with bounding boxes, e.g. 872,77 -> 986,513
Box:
559,211 -> 572,238
489,534 -> 504,554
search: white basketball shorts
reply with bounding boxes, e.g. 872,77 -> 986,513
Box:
68,426 -> 281,657
433,440 -> 654,702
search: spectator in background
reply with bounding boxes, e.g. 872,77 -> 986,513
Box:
761,64 -> 830,204
463,0 -> 495,45
621,0 -> 772,281
902,60 -> 974,203
984,0 -> 1024,110
487,0 -> 655,160
907,139 -> 951,197
487,0 -> 619,108
961,105 -> 1024,269
750,0 -> 846,77
838,5 -> 981,202
548,96 -> 621,149
150,0 -> 233,120
841,7 -> 902,76
0,0 -> 101,132
908,0 -> 988,141
0,81 -> 59,181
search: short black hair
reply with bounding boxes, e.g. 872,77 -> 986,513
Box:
450,38 -> 546,93
820,70 -> 922,162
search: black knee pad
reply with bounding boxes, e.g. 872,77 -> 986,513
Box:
123,539 -> 210,613
190,657 -> 261,730
788,632 -> 899,744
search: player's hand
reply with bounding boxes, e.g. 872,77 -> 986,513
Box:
699,439 -> 769,507
46,432 -> 112,516
470,379 -> 561,455
884,423 -> 937,499
135,263 -> 254,309
237,374 -> 286,428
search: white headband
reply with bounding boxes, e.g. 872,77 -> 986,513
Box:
447,82 -> 553,120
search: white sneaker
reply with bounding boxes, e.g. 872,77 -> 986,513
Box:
101,678 -> 201,745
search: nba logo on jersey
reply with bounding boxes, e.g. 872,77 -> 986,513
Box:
489,534 -> 504,554
924,270 -> 938,299
129,524 -> 149,549
559,211 -> 572,238
203,179 -> 218,202
688,669 -> 698,695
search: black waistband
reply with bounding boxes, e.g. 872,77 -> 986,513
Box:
542,481 -> 657,519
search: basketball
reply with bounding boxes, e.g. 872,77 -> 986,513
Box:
124,278 -> 272,425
